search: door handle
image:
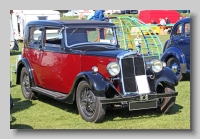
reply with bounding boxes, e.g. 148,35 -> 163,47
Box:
179,39 -> 184,42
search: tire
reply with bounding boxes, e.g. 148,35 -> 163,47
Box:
157,84 -> 176,114
167,57 -> 183,81
20,67 -> 36,100
76,81 -> 106,123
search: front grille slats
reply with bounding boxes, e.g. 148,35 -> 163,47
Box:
121,57 -> 145,93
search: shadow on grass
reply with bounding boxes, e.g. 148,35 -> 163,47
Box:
36,94 -> 79,115
10,51 -> 22,56
103,103 -> 183,122
10,123 -> 33,129
11,98 -> 35,114
181,74 -> 190,81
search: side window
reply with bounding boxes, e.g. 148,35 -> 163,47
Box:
44,28 -> 62,47
184,23 -> 190,37
28,26 -> 42,47
174,24 -> 182,36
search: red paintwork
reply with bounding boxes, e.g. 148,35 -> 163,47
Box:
26,49 -> 121,93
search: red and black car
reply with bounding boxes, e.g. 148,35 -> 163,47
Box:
16,20 -> 178,123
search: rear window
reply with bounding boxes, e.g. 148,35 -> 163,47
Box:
38,16 -> 47,20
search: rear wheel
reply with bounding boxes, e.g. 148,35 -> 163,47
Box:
157,84 -> 176,114
20,67 -> 36,100
76,81 -> 106,123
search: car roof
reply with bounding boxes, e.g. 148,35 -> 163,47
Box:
179,17 -> 190,22
26,20 -> 116,27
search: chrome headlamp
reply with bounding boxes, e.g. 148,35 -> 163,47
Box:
150,59 -> 165,73
107,62 -> 120,76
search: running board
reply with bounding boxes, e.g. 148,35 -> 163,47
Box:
31,86 -> 68,100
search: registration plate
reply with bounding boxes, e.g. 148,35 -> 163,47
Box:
129,100 -> 157,111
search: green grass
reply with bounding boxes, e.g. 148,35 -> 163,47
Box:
10,16 -> 190,129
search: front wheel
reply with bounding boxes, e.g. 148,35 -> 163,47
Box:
157,84 -> 176,114
76,81 -> 106,123
167,57 -> 183,81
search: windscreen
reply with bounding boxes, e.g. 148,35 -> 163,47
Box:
65,27 -> 117,46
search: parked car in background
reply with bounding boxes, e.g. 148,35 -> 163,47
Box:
121,10 -> 130,14
161,18 -> 190,81
10,94 -> 13,122
130,10 -> 138,14
63,10 -> 80,16
16,20 -> 178,123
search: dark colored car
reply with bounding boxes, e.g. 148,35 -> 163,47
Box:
16,20 -> 178,123
121,10 -> 130,14
10,94 -> 13,122
161,18 -> 190,81
130,10 -> 138,14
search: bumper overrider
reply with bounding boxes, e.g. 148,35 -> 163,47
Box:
100,91 -> 178,111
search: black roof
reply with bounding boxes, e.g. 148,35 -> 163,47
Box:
26,20 -> 116,27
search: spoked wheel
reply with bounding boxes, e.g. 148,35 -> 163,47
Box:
167,57 -> 182,81
76,81 -> 106,123
157,84 -> 176,114
20,67 -> 36,100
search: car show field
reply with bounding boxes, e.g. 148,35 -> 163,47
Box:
10,11 -> 190,129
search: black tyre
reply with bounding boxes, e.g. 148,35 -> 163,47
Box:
157,84 -> 176,114
76,81 -> 106,123
20,67 -> 36,100
167,57 -> 183,81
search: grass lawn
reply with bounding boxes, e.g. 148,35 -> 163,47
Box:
10,15 -> 190,129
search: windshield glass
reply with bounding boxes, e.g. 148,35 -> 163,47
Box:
65,27 -> 117,46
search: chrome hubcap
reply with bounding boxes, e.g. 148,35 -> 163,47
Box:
170,62 -> 180,77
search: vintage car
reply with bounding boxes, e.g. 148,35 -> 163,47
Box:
16,20 -> 178,123
161,18 -> 190,81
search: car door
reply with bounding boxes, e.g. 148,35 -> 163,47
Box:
25,25 -> 43,86
39,27 -> 64,92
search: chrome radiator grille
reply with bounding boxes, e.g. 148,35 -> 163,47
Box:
120,57 -> 145,93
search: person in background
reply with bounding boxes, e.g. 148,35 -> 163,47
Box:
158,18 -> 166,26
165,17 -> 171,24
151,20 -> 157,24
134,33 -> 142,54
78,13 -> 85,20
87,10 -> 96,20
92,10 -> 109,21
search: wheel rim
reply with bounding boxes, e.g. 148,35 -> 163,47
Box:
22,73 -> 31,95
170,61 -> 181,77
80,87 -> 96,117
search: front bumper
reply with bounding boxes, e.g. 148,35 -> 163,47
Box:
101,91 -> 178,110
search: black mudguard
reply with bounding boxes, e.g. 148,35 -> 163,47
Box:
16,58 -> 35,87
64,71 -> 117,104
154,67 -> 178,90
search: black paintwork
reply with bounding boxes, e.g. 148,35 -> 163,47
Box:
16,58 -> 35,87
154,67 -> 178,90
101,91 -> 178,104
26,20 -> 116,28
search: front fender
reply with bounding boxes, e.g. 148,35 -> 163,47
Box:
161,47 -> 186,64
154,67 -> 178,91
64,71 -> 118,104
16,58 -> 35,87
75,71 -> 114,95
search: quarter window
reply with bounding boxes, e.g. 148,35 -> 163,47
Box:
184,23 -> 190,37
28,26 -> 42,47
